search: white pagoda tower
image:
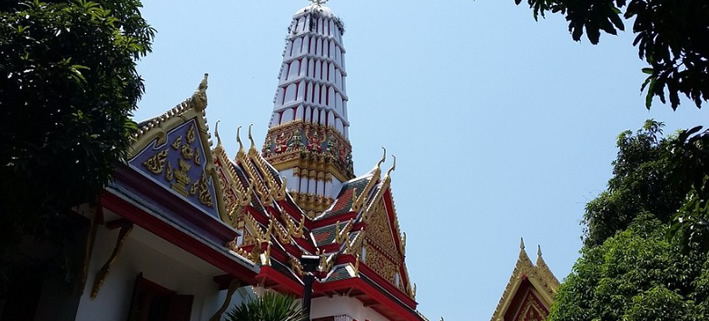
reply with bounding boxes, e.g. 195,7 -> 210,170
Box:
262,0 -> 353,217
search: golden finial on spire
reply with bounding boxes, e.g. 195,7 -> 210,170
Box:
214,120 -> 222,146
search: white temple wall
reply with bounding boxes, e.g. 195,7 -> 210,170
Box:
311,296 -> 389,321
75,225 -> 249,321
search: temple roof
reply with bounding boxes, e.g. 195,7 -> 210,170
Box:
120,3 -> 425,320
490,239 -> 560,321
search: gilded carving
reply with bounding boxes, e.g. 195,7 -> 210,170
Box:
366,199 -> 399,261
194,148 -> 201,165
289,191 -> 333,214
181,142 -> 194,160
262,121 -> 354,181
363,242 -> 398,285
142,149 -> 168,174
171,136 -> 182,150
517,294 -> 546,321
165,162 -> 174,181
171,158 -> 192,196
190,180 -> 199,196
187,124 -> 196,143
289,256 -> 304,276
198,171 -> 214,207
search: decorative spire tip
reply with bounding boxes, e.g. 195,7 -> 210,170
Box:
309,0 -> 329,6
537,245 -> 543,257
520,237 -> 525,250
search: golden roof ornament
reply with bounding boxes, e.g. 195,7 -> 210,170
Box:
377,147 -> 387,171
386,155 -> 397,178
192,73 -> 208,111
214,120 -> 222,146
248,124 -> 256,151
236,126 -> 245,160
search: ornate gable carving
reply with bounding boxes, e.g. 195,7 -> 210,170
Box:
490,241 -> 559,321
126,74 -> 231,222
130,118 -> 219,217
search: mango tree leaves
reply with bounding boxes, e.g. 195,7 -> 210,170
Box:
514,0 -> 709,110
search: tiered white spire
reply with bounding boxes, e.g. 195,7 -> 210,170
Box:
269,2 -> 349,137
262,2 -> 353,217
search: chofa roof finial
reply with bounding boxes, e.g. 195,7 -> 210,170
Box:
236,126 -> 246,160
377,147 -> 387,169
386,155 -> 397,177
248,124 -> 256,149
214,120 -> 222,146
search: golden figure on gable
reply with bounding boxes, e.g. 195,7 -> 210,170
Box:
171,158 -> 192,196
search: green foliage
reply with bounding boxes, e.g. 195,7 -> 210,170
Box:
225,292 -> 305,321
0,0 -> 153,270
582,120 -> 689,247
668,126 -> 709,251
550,121 -> 709,321
514,0 -> 709,109
549,215 -> 709,321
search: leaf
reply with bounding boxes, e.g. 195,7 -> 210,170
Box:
642,68 -> 654,75
586,23 -> 601,44
644,77 -> 656,109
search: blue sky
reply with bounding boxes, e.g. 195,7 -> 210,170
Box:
135,1 -> 709,320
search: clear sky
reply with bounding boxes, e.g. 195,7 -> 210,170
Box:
135,1 -> 709,320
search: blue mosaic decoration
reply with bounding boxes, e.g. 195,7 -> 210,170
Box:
129,119 -> 218,218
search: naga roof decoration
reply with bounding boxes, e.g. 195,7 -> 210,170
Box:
490,239 -> 560,321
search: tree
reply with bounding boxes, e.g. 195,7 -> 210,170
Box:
514,0 -> 709,109
0,0 -> 153,280
549,215 -> 709,321
225,292 -> 305,321
549,122 -> 709,321
581,120 -> 689,247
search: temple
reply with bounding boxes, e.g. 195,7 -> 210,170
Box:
490,239 -> 560,321
51,2 -> 427,321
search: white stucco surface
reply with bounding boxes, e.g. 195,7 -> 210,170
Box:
75,223 -> 253,321
311,295 -> 389,321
